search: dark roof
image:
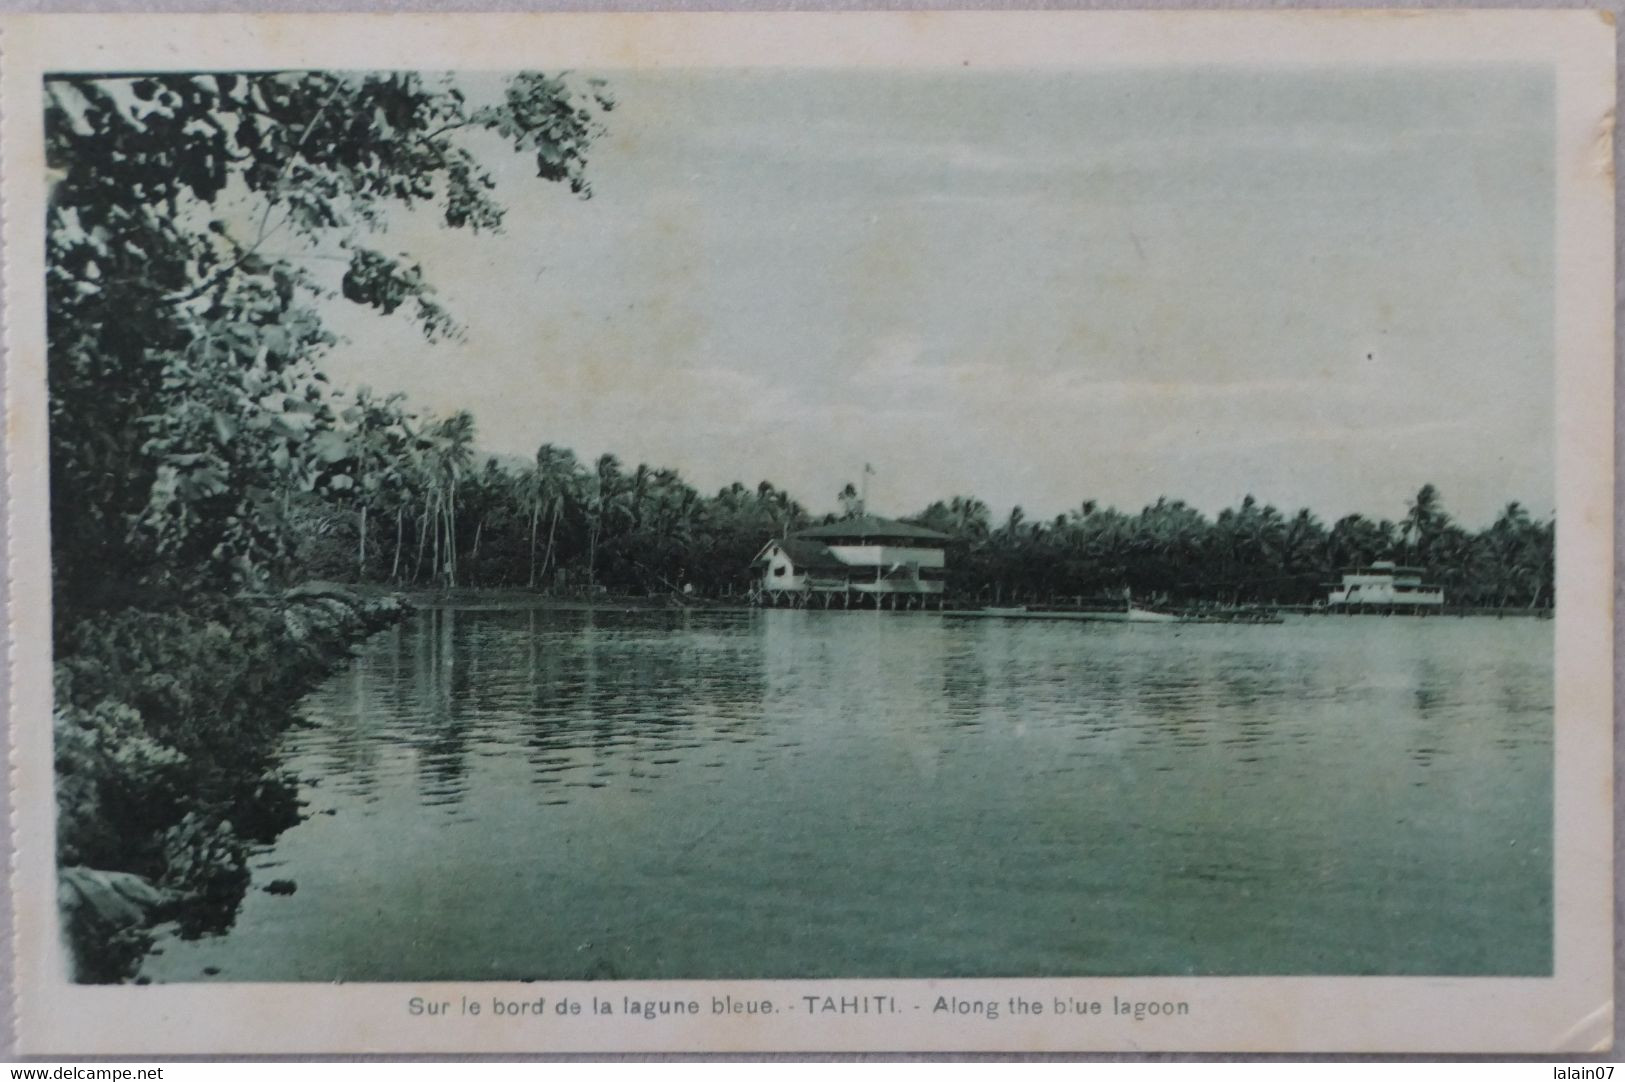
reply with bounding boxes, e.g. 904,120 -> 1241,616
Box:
754,537 -> 849,572
791,515 -> 950,543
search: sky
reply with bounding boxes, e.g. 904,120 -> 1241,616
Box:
318,66 -> 1555,527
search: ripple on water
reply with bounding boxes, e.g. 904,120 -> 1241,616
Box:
138,608 -> 1554,983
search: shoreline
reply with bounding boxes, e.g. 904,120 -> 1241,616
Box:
55,584 -> 408,983
396,586 -> 1554,620
401,588 -> 749,612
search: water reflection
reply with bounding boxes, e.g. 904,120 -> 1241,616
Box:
142,608 -> 1553,983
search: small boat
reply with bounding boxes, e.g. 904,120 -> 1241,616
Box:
1125,606 -> 1179,623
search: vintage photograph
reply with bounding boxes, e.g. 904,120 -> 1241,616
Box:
5,11 -> 1613,1055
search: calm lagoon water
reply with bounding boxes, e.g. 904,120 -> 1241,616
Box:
142,606 -> 1552,981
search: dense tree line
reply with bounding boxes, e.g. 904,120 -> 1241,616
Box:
285,393 -> 809,597
909,485 -> 1553,608
281,394 -> 1555,610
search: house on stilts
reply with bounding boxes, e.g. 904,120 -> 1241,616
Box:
751,515 -> 950,609
1325,561 -> 1445,613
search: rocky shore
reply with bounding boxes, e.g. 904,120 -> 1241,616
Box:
53,585 -> 406,982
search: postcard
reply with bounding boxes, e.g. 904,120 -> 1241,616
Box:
2,11 -> 1614,1055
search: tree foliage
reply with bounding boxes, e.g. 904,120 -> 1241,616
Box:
47,70 -> 611,620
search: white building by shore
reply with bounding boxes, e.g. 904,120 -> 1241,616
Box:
752,515 -> 950,608
1326,561 -> 1445,611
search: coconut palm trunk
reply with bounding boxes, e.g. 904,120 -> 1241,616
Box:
391,506 -> 404,583
417,491 -> 435,585
527,507 -> 540,587
541,498 -> 562,589
588,513 -> 599,587
442,485 -> 457,588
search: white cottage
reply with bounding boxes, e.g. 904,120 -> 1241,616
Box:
752,515 -> 950,608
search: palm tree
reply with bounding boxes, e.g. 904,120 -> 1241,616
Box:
1402,483 -> 1447,566
989,505 -> 1028,603
534,444 -> 580,590
1328,513 -> 1386,570
951,495 -> 992,539
1281,508 -> 1328,603
756,481 -> 805,537
412,411 -> 476,588
1527,517 -> 1555,609
338,386 -> 409,583
1130,498 -> 1208,601
636,468 -> 703,591
512,459 -> 546,588
382,409 -> 429,585
1478,501 -> 1550,607
628,462 -> 654,535
462,458 -> 509,584
587,452 -> 624,588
